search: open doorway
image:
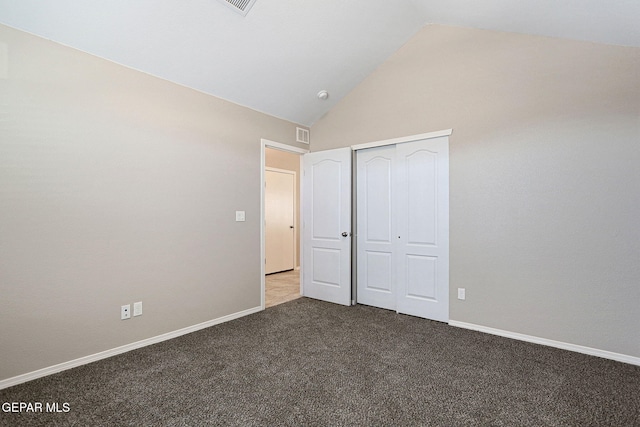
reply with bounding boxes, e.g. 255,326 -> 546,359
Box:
265,166 -> 296,275
261,140 -> 308,308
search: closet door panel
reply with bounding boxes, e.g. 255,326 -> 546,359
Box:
396,138 -> 449,321
356,146 -> 396,310
356,136 -> 449,322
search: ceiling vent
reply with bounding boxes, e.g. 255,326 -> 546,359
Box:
218,0 -> 258,16
296,127 -> 310,144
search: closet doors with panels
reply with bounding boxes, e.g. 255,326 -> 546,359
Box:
356,137 -> 449,321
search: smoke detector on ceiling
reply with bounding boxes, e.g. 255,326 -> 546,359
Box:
217,0 -> 258,16
317,90 -> 329,100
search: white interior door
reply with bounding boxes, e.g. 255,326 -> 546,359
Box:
355,136 -> 449,322
356,145 -> 396,310
395,137 -> 449,321
265,168 -> 295,274
302,148 -> 352,306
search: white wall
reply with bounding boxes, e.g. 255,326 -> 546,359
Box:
312,25 -> 640,359
0,24 -> 306,381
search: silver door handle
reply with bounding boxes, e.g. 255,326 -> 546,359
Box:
342,232 -> 349,237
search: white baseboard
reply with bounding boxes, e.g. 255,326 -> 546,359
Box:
449,320 -> 640,367
0,306 -> 263,391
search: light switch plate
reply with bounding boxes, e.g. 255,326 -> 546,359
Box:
133,301 -> 142,316
235,211 -> 246,222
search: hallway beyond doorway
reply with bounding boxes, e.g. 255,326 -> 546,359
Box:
265,270 -> 301,308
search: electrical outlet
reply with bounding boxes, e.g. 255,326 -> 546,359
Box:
235,211 -> 246,222
457,288 -> 466,300
121,304 -> 131,320
133,301 -> 143,317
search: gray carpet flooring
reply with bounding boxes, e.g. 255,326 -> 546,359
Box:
1,298 -> 639,426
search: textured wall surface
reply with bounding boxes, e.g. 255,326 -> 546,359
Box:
0,24 -> 305,381
312,25 -> 640,359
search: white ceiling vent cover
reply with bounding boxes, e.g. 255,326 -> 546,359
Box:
296,127 -> 310,144
218,0 -> 258,16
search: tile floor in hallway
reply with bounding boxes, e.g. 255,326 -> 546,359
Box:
265,269 -> 301,308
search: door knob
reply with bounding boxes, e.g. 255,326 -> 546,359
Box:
342,232 -> 349,237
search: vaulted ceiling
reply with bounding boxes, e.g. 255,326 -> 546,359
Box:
1,0 -> 638,126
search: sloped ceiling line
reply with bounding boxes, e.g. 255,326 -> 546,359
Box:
0,0 -> 637,125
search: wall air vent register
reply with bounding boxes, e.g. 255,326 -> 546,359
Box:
296,127 -> 310,144
218,0 -> 258,16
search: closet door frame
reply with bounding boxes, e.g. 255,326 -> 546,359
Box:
352,129 -> 451,322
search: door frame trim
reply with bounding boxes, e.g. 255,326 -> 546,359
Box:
260,139 -> 308,310
350,129 -> 452,151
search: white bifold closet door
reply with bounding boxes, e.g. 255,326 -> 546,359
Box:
356,137 -> 449,321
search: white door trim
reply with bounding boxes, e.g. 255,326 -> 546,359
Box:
351,129 -> 452,151
261,139 -> 308,310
